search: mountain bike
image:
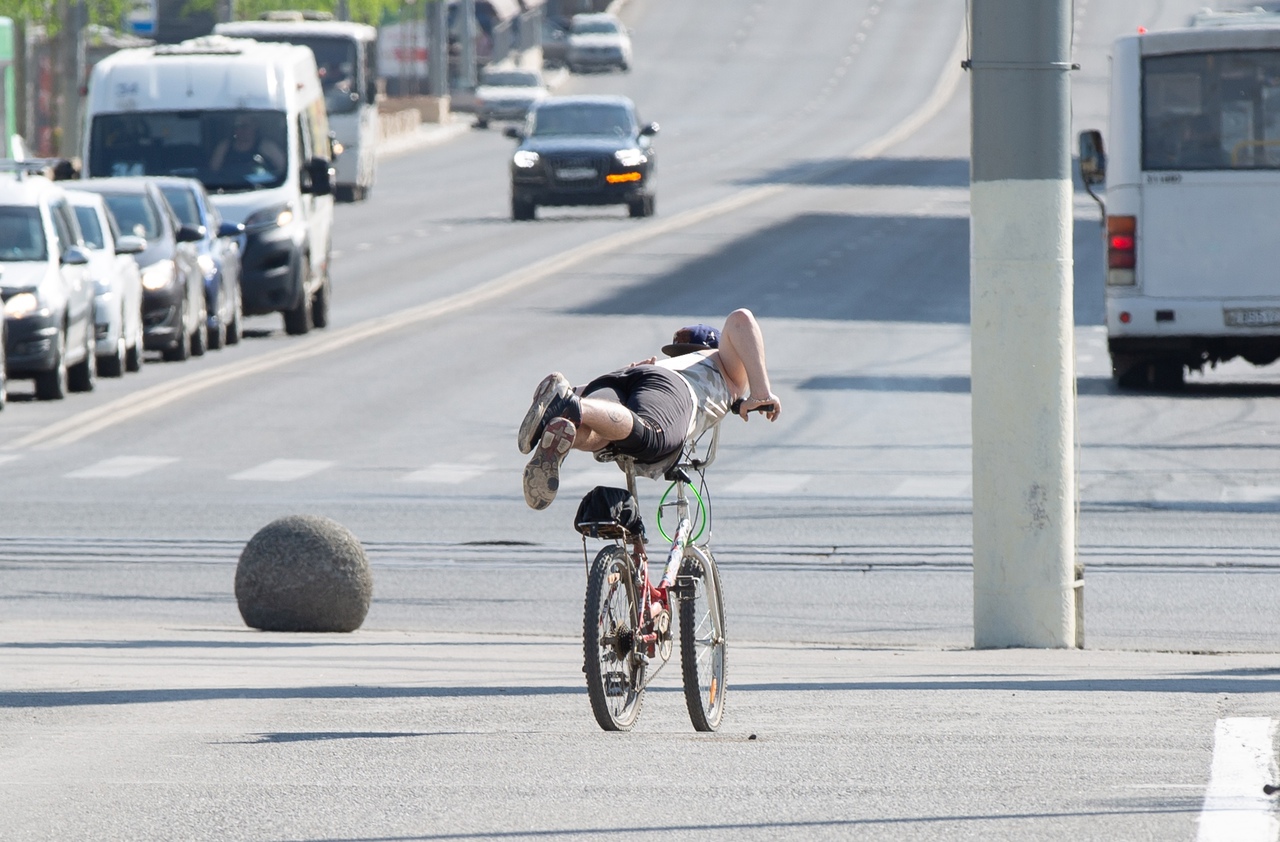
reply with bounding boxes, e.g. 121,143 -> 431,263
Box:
577,423 -> 728,732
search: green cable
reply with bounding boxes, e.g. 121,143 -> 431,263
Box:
655,480 -> 706,544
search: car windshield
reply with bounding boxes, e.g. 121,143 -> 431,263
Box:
87,109 -> 289,192
101,194 -> 163,242
159,185 -> 201,228
530,104 -> 634,138
573,19 -> 619,34
480,71 -> 541,87
72,206 -> 105,249
0,206 -> 46,261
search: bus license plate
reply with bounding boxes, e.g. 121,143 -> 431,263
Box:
556,167 -> 596,180
1225,308 -> 1280,327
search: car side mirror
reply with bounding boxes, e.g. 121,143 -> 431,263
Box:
175,224 -> 205,243
504,126 -> 524,140
114,235 -> 146,255
303,156 -> 333,196
640,122 -> 659,137
61,245 -> 90,265
1079,129 -> 1106,186
217,221 -> 245,238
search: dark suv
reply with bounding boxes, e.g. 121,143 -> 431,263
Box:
506,95 -> 657,220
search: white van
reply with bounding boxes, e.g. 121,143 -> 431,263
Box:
82,36 -> 335,335
215,16 -> 379,202
1080,24 -> 1280,387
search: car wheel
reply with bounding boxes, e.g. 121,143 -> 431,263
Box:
628,195 -> 653,218
99,324 -> 126,378
163,302 -> 191,362
474,118 -> 489,130
190,297 -> 207,357
283,258 -> 313,336
311,270 -> 331,329
207,305 -> 226,350
512,197 -> 536,221
35,327 -> 68,400
68,326 -> 97,392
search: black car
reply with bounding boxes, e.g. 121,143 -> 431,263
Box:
75,178 -> 207,362
505,95 -> 657,221
153,177 -> 245,350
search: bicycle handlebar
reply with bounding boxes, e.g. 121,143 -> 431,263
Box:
730,398 -> 778,416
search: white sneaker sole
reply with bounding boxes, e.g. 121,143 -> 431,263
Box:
523,418 -> 576,510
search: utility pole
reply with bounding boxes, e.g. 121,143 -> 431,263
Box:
428,0 -> 448,97
459,0 -> 477,91
968,0 -> 1078,648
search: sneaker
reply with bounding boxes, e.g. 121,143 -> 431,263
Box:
523,416 -> 576,510
517,373 -> 579,455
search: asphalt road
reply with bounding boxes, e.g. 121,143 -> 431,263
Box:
5,0 -> 1280,839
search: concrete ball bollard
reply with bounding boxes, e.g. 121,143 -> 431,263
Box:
235,515 -> 373,632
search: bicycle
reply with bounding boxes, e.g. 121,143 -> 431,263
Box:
575,420 -> 731,732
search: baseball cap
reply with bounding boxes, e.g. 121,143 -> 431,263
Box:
662,323 -> 719,357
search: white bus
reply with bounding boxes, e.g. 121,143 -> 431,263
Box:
216,16 -> 379,202
1080,24 -> 1280,388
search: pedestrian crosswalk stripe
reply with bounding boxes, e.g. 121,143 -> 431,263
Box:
229,459 -> 334,482
1197,717 -> 1278,842
559,467 -> 628,491
66,456 -> 178,479
722,473 -> 809,495
402,464 -> 490,483
893,477 -> 971,498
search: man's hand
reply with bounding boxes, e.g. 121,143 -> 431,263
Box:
627,355 -> 657,368
737,393 -> 781,422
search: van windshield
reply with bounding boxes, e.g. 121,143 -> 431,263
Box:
1143,50 -> 1280,170
87,110 -> 290,193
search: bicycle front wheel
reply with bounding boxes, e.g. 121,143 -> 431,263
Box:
678,549 -> 727,731
583,545 -> 645,731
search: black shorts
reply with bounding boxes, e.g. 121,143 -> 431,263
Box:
582,365 -> 693,464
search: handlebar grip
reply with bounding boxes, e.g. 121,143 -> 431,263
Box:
730,398 -> 777,415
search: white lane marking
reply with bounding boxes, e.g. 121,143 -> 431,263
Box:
893,477 -> 972,498
229,459 -> 334,482
722,473 -> 809,495
3,26 -> 966,454
1222,486 -> 1280,503
1197,717 -> 1279,842
65,456 -> 178,479
0,454 -> 20,466
402,464 -> 490,484
558,467 -> 628,491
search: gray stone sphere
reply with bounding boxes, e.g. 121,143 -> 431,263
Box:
235,515 -> 373,632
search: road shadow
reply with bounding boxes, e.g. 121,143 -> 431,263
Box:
738,156 -> 970,188
797,374 -> 1117,395
574,212 -> 1105,326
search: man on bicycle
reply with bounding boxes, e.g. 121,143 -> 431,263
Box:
518,308 -> 782,510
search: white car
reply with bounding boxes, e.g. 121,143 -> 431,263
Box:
567,13 -> 632,73
67,190 -> 147,377
473,69 -> 548,129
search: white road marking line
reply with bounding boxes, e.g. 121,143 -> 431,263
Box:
559,467 -> 628,491
1221,486 -> 1280,503
1197,717 -> 1279,842
229,459 -> 334,482
893,477 -> 972,498
0,454 -> 20,466
2,27 -> 966,454
402,464 -> 490,484
722,473 -> 809,495
65,456 -> 178,479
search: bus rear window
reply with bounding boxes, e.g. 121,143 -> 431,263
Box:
1143,50 -> 1280,170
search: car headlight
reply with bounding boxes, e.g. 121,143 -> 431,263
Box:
513,150 -> 541,169
615,148 -> 647,167
141,261 -> 176,291
3,291 -> 38,319
197,254 -> 217,279
243,203 -> 294,230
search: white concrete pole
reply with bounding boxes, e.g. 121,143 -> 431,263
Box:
969,0 -> 1078,648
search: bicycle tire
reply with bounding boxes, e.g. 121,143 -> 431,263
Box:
583,545 -> 645,731
678,549 -> 727,731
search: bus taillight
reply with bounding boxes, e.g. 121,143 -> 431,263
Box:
1106,215 -> 1136,285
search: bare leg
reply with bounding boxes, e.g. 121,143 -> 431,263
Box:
571,397 -> 635,451
715,308 -> 781,420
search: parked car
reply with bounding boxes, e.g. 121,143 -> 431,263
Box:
0,308 -> 6,409
566,13 -> 632,73
473,68 -> 548,130
541,16 -> 570,69
506,95 -> 658,220
73,178 -> 207,362
66,189 -> 147,377
153,177 -> 244,350
0,172 -> 97,399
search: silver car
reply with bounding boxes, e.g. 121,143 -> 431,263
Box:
473,69 -> 548,129
567,13 -> 632,73
67,189 -> 147,377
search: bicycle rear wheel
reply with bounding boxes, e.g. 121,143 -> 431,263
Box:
583,545 -> 645,731
678,549 -> 727,731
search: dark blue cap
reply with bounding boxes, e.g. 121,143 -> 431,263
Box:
662,324 -> 719,357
